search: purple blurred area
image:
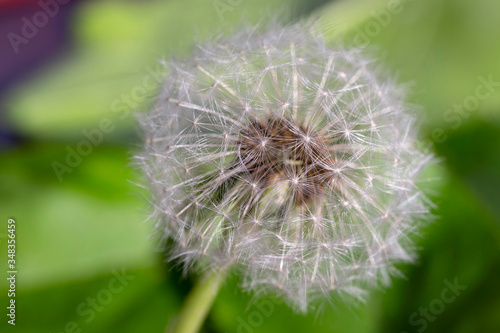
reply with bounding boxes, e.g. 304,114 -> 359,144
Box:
0,0 -> 82,147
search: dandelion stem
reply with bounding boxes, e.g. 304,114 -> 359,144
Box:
169,270 -> 226,333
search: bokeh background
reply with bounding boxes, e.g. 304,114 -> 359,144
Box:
1,0 -> 500,332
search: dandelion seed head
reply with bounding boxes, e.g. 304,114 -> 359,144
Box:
137,22 -> 431,312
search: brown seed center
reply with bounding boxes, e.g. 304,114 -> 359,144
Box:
238,116 -> 334,206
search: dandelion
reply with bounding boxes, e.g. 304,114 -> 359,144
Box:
136,21 -> 431,332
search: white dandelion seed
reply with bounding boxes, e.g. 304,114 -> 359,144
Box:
136,22 -> 431,313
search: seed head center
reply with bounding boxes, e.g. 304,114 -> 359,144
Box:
238,116 -> 334,206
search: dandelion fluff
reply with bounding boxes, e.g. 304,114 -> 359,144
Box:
137,22 -> 431,312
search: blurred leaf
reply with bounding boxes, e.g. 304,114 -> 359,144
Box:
0,266 -> 179,333
319,0 -> 500,132
379,170 -> 500,333
0,144 -> 156,289
211,273 -> 380,333
435,118 -> 500,219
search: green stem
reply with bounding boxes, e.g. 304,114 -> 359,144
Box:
169,270 -> 226,333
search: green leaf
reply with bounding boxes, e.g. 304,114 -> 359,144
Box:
0,144 -> 155,289
319,0 -> 500,132
0,266 -> 179,333
379,171 -> 500,333
211,274 -> 380,333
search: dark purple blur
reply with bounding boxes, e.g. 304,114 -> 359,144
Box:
0,0 -> 82,147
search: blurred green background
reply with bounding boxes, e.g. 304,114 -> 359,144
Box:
1,0 -> 500,332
